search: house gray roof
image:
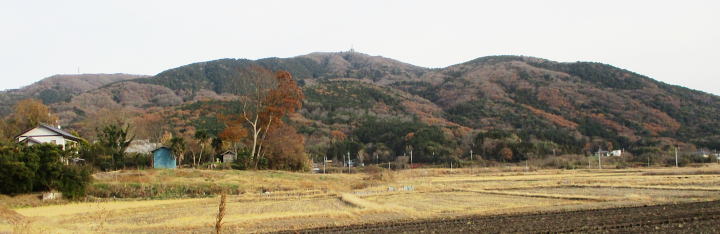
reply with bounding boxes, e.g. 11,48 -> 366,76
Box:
221,150 -> 237,155
17,123 -> 82,142
38,123 -> 82,142
126,140 -> 161,154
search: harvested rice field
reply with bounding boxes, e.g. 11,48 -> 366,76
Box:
1,165 -> 719,233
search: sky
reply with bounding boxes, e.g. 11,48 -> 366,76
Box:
1,0 -> 719,94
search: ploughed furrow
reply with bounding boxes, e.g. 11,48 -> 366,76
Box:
271,200 -> 720,234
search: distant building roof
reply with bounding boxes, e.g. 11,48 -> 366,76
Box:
221,150 -> 236,155
126,140 -> 161,154
16,123 -> 82,142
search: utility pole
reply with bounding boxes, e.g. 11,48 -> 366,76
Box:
525,153 -> 530,171
410,150 -> 413,169
596,146 -> 602,169
675,145 -> 679,168
588,156 -> 591,169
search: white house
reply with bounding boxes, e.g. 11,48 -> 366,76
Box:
16,123 -> 82,150
594,149 -> 610,157
595,148 -> 622,157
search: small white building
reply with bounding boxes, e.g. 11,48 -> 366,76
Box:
595,149 -> 622,157
595,149 -> 610,157
16,123 -> 81,150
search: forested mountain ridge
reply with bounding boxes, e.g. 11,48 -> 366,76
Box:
2,51 -> 719,164
0,74 -> 146,115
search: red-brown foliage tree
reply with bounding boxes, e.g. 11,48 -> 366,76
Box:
221,68 -> 305,169
263,123 -> 308,170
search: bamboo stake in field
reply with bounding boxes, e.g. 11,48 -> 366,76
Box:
215,193 -> 227,234
675,145 -> 679,168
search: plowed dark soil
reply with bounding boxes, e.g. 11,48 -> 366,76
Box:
274,200 -> 720,233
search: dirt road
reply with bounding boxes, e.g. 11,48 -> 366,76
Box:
275,200 -> 720,233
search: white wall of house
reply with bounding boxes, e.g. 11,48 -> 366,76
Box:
17,127 -> 73,149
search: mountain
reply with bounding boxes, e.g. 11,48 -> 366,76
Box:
0,74 -> 146,115
3,52 -> 719,162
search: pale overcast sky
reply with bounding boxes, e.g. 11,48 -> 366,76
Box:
1,0 -> 719,94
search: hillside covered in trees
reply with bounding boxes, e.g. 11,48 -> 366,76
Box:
0,74 -> 146,116
2,51 -> 719,167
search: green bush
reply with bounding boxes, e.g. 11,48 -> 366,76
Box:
0,160 -> 35,194
0,143 -> 93,199
59,165 -> 93,200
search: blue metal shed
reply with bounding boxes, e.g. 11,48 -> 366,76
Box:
152,147 -> 176,169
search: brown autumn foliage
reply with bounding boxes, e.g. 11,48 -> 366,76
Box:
218,116 -> 248,153
132,111 -> 167,142
330,130 -> 346,142
263,123 -> 308,170
8,99 -> 58,132
254,71 -> 305,169
74,108 -> 133,141
3,52 -> 719,166
499,147 -> 514,162
522,104 -> 578,129
214,69 -> 307,169
536,88 -> 572,110
260,71 -> 304,126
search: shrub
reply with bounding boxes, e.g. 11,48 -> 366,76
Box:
0,143 -> 93,199
59,165 -> 93,200
0,160 -> 35,194
362,165 -> 394,181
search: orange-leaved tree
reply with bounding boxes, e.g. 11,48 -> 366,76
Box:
218,116 -> 248,165
253,71 -> 304,168
221,67 -> 304,169
10,99 -> 58,132
263,123 -> 308,170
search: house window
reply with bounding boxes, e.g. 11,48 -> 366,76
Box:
51,140 -> 57,144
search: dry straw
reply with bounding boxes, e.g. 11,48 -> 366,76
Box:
215,194 -> 227,234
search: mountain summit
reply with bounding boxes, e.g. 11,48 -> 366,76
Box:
2,51 -> 719,159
